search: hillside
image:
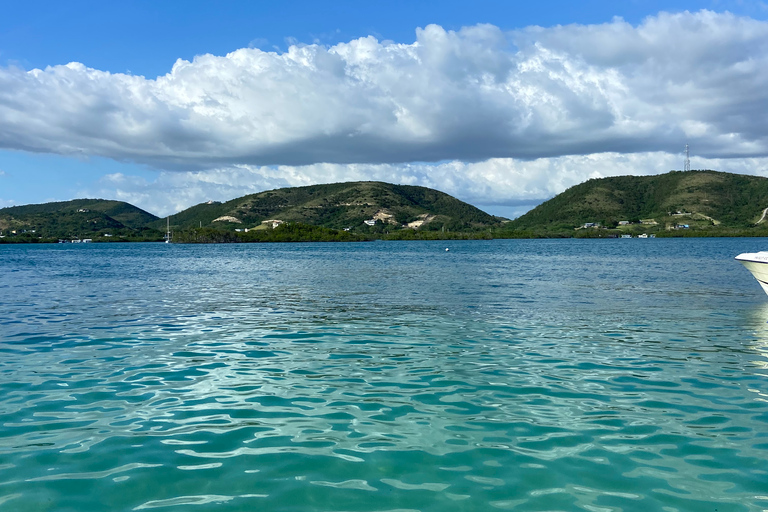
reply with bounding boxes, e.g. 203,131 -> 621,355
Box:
505,170 -> 768,236
0,183 -> 501,242
0,199 -> 162,241
155,181 -> 501,234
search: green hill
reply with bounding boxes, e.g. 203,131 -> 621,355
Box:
157,181 -> 501,235
0,183 -> 501,243
505,170 -> 768,237
7,173 -> 768,242
0,199 -> 162,241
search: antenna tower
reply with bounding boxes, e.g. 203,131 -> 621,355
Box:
684,144 -> 691,172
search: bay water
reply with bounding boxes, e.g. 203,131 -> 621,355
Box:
1,238 -> 767,511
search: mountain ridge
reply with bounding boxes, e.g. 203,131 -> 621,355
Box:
151,181 -> 501,234
506,170 -> 768,236
0,199 -> 161,241
1,182 -> 501,241
6,171 -> 768,242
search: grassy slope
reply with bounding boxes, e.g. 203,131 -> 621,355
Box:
0,199 -> 160,239
507,170 -> 768,233
156,182 -> 500,232
0,183 -> 498,240
1,199 -> 158,227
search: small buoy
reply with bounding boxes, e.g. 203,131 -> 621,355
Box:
445,248 -> 449,251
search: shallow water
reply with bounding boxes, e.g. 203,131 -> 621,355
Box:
1,238 -> 767,511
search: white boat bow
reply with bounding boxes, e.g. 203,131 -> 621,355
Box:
735,252 -> 768,295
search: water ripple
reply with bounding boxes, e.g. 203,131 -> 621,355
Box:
2,240 -> 768,511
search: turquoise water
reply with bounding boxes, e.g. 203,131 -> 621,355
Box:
1,238 -> 767,511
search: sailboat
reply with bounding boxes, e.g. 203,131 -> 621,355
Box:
165,217 -> 171,243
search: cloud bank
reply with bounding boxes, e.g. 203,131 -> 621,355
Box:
4,10 -> 768,216
3,10 -> 768,168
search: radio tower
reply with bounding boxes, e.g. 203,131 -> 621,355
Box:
684,144 -> 691,172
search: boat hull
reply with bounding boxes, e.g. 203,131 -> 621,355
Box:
735,252 -> 768,295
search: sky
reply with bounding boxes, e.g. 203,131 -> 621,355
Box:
2,1 -> 768,218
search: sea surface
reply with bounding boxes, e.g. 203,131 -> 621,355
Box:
1,238 -> 768,511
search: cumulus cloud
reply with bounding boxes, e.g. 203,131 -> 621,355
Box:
79,152 -> 768,218
7,10 -> 768,217
2,10 -> 768,172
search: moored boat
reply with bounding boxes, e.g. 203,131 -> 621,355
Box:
165,216 -> 172,243
735,252 -> 768,295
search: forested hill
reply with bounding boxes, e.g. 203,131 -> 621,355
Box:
506,170 -> 768,236
6,173 -> 768,241
0,199 -> 161,241
153,181 -> 501,233
1,183 -> 502,242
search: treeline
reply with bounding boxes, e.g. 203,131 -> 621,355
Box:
172,223 -> 369,243
0,229 -> 164,243
170,224 -> 547,243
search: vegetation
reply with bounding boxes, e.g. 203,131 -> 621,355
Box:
7,172 -> 768,243
502,170 -> 768,238
0,199 -> 164,242
173,223 -> 369,243
154,181 -> 502,234
0,183 -> 504,243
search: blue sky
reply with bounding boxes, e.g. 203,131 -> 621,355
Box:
2,1 -> 768,217
5,1 -> 748,77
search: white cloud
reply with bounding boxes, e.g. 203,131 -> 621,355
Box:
2,10 -> 768,173
80,152 -> 768,218
7,11 -> 768,217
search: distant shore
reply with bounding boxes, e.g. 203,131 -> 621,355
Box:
4,228 -> 768,244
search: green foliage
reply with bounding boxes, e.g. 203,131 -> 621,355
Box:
505,170 -> 768,237
1,182 -> 504,243
0,199 -> 163,242
159,181 -> 502,233
1,199 -> 158,228
172,227 -> 240,243
11,172 -> 768,243
173,223 -> 369,243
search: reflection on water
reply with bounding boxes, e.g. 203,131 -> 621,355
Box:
745,302 -> 768,370
1,239 -> 768,512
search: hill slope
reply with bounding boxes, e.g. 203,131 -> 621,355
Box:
506,170 -> 768,235
157,181 -> 501,233
0,199 -> 161,240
